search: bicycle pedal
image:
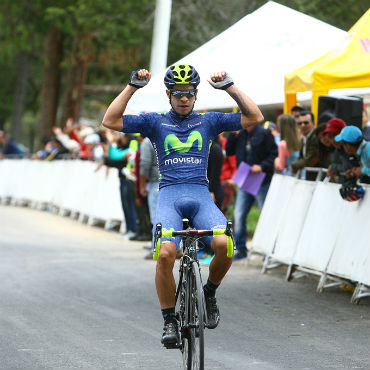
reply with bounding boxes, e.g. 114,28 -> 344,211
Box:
164,341 -> 182,349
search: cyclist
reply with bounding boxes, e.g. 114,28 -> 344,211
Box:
102,64 -> 264,347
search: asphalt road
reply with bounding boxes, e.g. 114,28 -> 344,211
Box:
1,204 -> 369,370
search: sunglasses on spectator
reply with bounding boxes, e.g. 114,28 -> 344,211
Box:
298,121 -> 311,126
170,90 -> 197,99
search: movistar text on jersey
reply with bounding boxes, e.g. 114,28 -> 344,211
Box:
164,157 -> 203,166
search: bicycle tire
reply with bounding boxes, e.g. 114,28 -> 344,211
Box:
182,262 -> 205,370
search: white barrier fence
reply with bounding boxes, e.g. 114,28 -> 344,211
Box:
0,159 -> 124,231
2,160 -> 369,303
251,174 -> 370,304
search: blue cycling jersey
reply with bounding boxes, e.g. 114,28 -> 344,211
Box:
122,110 -> 242,188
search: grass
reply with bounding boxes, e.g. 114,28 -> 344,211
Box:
225,195 -> 261,238
247,204 -> 261,236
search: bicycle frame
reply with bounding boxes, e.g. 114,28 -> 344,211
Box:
153,219 -> 235,369
177,233 -> 203,328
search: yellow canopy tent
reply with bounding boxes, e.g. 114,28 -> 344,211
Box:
284,9 -> 370,122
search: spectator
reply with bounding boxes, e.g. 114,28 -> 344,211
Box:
291,110 -> 319,180
207,135 -> 224,209
264,121 -> 280,146
45,136 -> 70,160
133,134 -> 152,242
314,123 -> 334,169
0,130 -> 25,158
219,133 -> 237,216
226,124 -> 277,261
324,119 -> 351,184
140,136 -> 160,258
101,132 -> 138,239
291,103 -> 304,122
274,114 -> 300,176
31,136 -> 54,160
335,125 -> 370,184
140,137 -> 160,227
52,126 -> 80,155
84,133 -> 104,162
362,109 -> 370,141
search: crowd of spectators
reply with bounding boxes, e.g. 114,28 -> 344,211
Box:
1,105 -> 370,260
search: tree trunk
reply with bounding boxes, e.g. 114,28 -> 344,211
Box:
60,32 -> 89,127
39,26 -> 63,140
10,50 -> 31,141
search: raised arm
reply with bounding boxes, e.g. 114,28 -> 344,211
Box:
102,69 -> 151,132
208,72 -> 264,130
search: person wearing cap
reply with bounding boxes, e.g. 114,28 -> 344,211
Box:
314,123 -> 334,169
335,125 -> 370,184
291,103 -> 304,122
323,118 -> 351,183
84,133 -> 104,161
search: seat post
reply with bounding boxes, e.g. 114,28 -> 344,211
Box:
182,218 -> 190,230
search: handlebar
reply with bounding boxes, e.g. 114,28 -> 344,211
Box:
152,220 -> 235,260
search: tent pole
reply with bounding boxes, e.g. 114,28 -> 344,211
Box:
284,93 -> 297,114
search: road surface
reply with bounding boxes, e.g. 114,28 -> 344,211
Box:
0,205 -> 369,370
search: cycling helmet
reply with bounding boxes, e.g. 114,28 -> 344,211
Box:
339,183 -> 365,202
164,64 -> 200,89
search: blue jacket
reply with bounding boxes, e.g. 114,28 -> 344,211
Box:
358,140 -> 370,177
3,138 -> 24,156
226,125 -> 277,184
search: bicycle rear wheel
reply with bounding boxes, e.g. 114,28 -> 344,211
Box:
182,263 -> 204,370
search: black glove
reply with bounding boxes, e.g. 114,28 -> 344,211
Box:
128,70 -> 149,89
210,72 -> 234,90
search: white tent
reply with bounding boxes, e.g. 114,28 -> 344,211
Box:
127,1 -> 346,113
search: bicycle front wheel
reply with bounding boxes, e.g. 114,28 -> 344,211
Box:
182,263 -> 205,370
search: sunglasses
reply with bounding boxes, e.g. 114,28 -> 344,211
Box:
170,89 -> 197,99
298,121 -> 311,126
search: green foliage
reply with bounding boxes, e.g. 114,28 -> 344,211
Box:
167,0 -> 369,63
247,204 -> 261,236
0,0 -> 155,134
226,198 -> 260,237
0,0 -> 368,142
278,0 -> 369,31
0,61 -> 16,128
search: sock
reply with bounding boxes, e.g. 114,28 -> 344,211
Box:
203,278 -> 220,298
161,307 -> 176,326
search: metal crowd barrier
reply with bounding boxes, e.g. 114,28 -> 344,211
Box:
250,172 -> 370,304
0,159 -> 125,232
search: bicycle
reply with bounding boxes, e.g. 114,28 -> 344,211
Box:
153,218 -> 235,370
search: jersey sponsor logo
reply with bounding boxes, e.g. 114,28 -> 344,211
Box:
164,157 -> 203,166
164,130 -> 203,155
187,122 -> 202,129
161,123 -> 178,128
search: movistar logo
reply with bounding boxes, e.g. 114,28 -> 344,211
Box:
164,130 -> 203,156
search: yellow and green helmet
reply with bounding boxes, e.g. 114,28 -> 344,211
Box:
164,64 -> 200,89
